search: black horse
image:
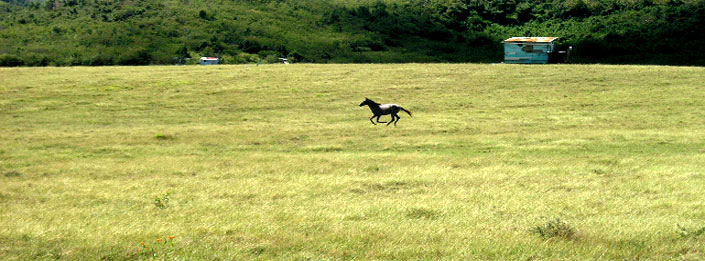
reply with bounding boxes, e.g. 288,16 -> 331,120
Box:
359,98 -> 412,126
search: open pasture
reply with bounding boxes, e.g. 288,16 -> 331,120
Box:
1,64 -> 705,260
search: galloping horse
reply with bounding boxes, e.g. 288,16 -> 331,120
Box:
359,98 -> 412,126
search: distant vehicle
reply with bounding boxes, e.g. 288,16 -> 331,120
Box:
199,57 -> 219,65
503,37 -> 571,64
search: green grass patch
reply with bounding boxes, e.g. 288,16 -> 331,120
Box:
532,218 -> 577,240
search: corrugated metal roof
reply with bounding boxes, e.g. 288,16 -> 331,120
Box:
503,37 -> 559,43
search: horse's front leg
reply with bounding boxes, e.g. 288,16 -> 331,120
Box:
376,115 -> 387,123
369,115 -> 377,125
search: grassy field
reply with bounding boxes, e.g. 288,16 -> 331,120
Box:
1,64 -> 704,260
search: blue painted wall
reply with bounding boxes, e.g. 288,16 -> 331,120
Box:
504,43 -> 554,64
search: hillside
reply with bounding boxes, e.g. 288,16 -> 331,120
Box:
1,0 -> 704,66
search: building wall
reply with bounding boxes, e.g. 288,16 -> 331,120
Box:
504,43 -> 553,64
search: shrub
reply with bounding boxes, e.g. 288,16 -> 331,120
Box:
84,53 -> 115,66
677,224 -> 705,238
286,51 -> 304,63
117,48 -> 152,65
261,54 -> 281,64
22,54 -> 49,66
153,193 -> 170,209
0,54 -> 24,67
532,218 -> 576,239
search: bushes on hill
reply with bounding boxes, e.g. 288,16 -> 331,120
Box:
0,54 -> 24,67
0,0 -> 703,66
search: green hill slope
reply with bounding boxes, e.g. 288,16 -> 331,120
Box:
1,0 -> 704,66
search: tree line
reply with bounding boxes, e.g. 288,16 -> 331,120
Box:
1,0 -> 703,66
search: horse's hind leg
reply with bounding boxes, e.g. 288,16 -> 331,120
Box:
394,114 -> 401,126
387,114 -> 397,126
376,115 -> 387,123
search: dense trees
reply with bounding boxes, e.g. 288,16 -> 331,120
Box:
0,0 -> 703,66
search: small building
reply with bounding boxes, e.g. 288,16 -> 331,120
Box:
199,57 -> 219,65
503,37 -> 559,64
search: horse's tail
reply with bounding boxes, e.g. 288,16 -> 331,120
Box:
400,107 -> 412,117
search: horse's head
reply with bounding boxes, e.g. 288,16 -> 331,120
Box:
359,98 -> 371,107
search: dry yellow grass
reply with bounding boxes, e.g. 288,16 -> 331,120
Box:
1,64 -> 705,260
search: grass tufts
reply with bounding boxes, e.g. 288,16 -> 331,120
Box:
406,207 -> 439,219
532,218 -> 577,240
304,145 -> 344,152
677,224 -> 705,238
154,134 -> 175,140
249,246 -> 267,256
153,193 -> 171,209
4,171 -> 23,177
364,165 -> 381,173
